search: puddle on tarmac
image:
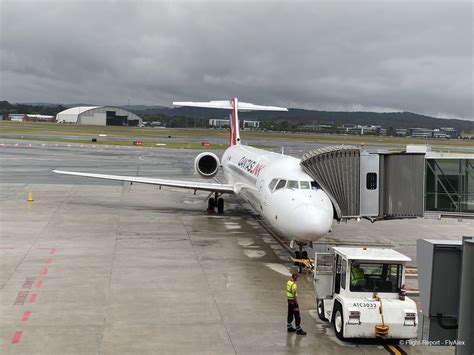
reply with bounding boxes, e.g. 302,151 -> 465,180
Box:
262,237 -> 277,244
243,250 -> 266,258
224,222 -> 242,230
237,238 -> 254,247
264,263 -> 291,276
183,199 -> 202,205
308,310 -> 357,347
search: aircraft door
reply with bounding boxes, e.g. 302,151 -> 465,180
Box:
314,252 -> 334,299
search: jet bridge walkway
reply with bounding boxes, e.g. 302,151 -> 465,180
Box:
300,145 -> 434,221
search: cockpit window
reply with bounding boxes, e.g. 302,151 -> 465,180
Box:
311,181 -> 319,190
275,179 -> 287,190
300,181 -> 310,189
269,178 -> 278,191
287,180 -> 299,189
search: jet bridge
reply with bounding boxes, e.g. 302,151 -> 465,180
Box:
300,145 -> 427,220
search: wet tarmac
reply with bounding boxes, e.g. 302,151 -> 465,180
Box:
1,140 -> 469,354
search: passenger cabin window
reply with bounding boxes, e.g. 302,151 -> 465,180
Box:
300,181 -> 310,189
287,180 -> 299,189
269,179 -> 278,191
311,181 -> 319,190
366,173 -> 377,190
275,179 -> 287,190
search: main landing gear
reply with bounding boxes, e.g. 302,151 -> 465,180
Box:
208,192 -> 224,214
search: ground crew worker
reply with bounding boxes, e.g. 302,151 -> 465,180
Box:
351,265 -> 365,289
287,272 -> 306,335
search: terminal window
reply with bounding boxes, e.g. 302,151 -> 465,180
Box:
425,159 -> 474,213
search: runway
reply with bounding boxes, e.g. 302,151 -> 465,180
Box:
1,140 -> 468,354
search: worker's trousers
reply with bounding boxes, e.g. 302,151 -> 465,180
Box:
287,300 -> 301,328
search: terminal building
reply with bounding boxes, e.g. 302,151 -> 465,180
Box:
56,106 -> 143,126
300,145 -> 473,220
8,114 -> 55,122
209,118 -> 260,129
337,124 -> 386,135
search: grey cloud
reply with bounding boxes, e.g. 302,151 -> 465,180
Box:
1,0 -> 472,119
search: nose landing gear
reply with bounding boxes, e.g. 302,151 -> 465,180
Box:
290,241 -> 313,273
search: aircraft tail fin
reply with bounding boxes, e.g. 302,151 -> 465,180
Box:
172,98 -> 288,146
229,97 -> 240,146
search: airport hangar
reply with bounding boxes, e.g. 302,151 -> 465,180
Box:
56,106 -> 143,126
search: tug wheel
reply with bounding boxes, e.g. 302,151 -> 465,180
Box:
317,299 -> 327,321
333,303 -> 345,341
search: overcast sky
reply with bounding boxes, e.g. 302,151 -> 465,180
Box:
1,0 -> 472,119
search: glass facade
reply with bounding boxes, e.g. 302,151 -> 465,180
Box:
425,159 -> 474,213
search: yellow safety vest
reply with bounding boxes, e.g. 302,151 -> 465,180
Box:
287,280 -> 297,299
351,267 -> 364,286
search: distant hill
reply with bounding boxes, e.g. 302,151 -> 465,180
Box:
2,100 -> 473,132
0,101 -> 67,116
131,106 -> 474,131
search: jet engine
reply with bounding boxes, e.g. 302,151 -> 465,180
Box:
194,152 -> 220,178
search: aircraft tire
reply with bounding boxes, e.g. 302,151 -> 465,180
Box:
208,197 -> 215,210
217,198 -> 224,214
294,251 -> 302,272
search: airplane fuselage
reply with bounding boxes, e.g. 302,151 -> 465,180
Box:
221,145 -> 334,241
54,98 -> 334,243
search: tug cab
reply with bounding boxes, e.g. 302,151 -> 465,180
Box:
314,247 -> 418,340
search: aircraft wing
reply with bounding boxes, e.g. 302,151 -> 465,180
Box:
52,170 -> 235,194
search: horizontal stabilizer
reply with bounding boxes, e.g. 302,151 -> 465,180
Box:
173,100 -> 288,112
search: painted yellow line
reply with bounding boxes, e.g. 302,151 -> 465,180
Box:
387,344 -> 402,355
405,273 -> 418,277
386,344 -> 405,355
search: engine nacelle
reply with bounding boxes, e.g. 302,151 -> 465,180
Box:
194,152 -> 220,178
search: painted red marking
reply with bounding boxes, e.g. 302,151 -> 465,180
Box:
45,258 -> 52,264
36,280 -> 43,288
22,311 -> 31,321
29,292 -> 37,304
41,268 -> 48,276
14,291 -> 29,305
50,248 -> 56,255
12,331 -> 23,344
22,277 -> 35,289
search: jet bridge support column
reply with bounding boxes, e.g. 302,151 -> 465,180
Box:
457,238 -> 474,355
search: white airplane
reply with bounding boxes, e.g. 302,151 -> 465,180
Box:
53,97 -> 334,245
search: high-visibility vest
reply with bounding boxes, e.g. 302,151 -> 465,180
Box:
287,280 -> 297,299
351,267 -> 365,286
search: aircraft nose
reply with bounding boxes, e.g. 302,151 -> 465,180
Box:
289,204 -> 333,238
